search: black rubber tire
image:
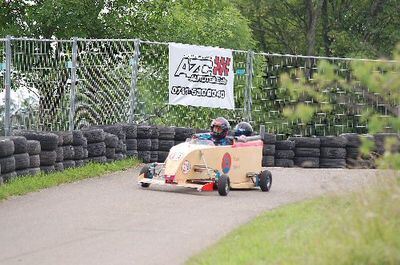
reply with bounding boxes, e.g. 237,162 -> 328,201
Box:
63,160 -> 76,169
275,140 -> 295,150
54,162 -> 64,171
40,165 -> 55,173
82,129 -> 105,143
26,140 -> 41,155
72,130 -> 86,146
262,133 -> 276,144
83,149 -> 88,158
75,160 -> 84,167
294,157 -> 320,168
126,139 -> 137,150
97,124 -> 126,140
320,158 -> 346,168
55,147 -> 64,162
158,126 -> 175,140
150,151 -> 158,162
14,153 -> 30,170
320,147 -> 346,159
30,155 -> 40,168
138,151 -> 151,163
174,127 -> 195,141
151,139 -> 159,151
137,126 -> 151,139
126,150 -> 138,157
62,145 -> 75,160
2,171 -> 17,182
114,153 -> 125,161
13,131 -> 58,151
262,144 -> 276,156
148,126 -> 159,139
319,136 -> 348,148
275,150 -> 295,159
140,165 -> 151,187
158,140 -> 175,151
87,156 -> 107,163
346,147 -> 360,159
262,156 -> 275,167
106,148 -> 116,159
29,167 -> 41,175
115,140 -> 126,153
0,138 -> 15,157
87,142 -> 106,157
121,123 -> 137,139
295,147 -> 320,157
275,159 -> 294,167
40,151 -> 57,166
104,133 -> 119,148
54,131 -> 73,145
15,168 -> 31,177
217,174 -> 230,196
259,170 -> 272,191
340,133 -> 362,147
137,139 -> 152,151
8,136 -> 27,154
288,137 -> 321,148
0,156 -> 16,173
73,146 -> 85,160
157,151 -> 169,162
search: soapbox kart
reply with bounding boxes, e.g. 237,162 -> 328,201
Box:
138,135 -> 272,196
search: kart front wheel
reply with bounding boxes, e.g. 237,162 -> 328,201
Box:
259,170 -> 272,192
218,174 -> 230,196
139,165 -> 151,188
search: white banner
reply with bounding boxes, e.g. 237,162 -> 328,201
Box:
168,43 -> 234,109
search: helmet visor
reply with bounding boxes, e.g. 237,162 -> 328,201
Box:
212,125 -> 223,134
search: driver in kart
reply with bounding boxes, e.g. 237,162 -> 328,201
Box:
193,117 -> 233,146
233,121 -> 253,142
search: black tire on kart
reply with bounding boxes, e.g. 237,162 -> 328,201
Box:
217,174 -> 230,196
140,165 -> 151,188
259,170 -> 272,192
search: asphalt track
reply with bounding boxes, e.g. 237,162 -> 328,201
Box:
0,167 -> 379,265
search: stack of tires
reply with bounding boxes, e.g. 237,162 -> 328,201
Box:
54,133 -> 64,171
290,137 -> 321,168
27,140 -> 41,175
149,126 -> 159,163
374,133 -> 400,156
10,136 -> 30,177
14,131 -> 59,173
137,126 -> 152,163
174,127 -> 194,145
262,133 -> 276,167
58,131 -> 75,170
93,125 -> 127,160
72,130 -> 88,167
319,136 -> 347,168
83,129 -> 107,163
123,124 -> 138,158
274,140 -> 295,167
104,132 -> 119,162
158,126 -> 175,162
0,138 -> 16,182
341,133 -> 374,168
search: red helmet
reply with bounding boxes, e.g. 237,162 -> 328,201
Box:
210,117 -> 230,140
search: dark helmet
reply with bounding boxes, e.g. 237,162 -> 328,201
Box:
210,117 -> 230,140
234,122 -> 253,136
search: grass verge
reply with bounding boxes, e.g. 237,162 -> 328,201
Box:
0,157 -> 140,201
187,174 -> 400,265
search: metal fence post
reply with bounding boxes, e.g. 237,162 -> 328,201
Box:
68,37 -> 78,131
4,36 -> 12,136
129,39 -> 140,123
244,50 -> 254,122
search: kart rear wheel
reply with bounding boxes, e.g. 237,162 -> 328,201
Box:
139,165 -> 151,188
259,170 -> 272,192
218,174 -> 230,196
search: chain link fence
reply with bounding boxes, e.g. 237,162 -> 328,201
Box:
1,37 -> 399,137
